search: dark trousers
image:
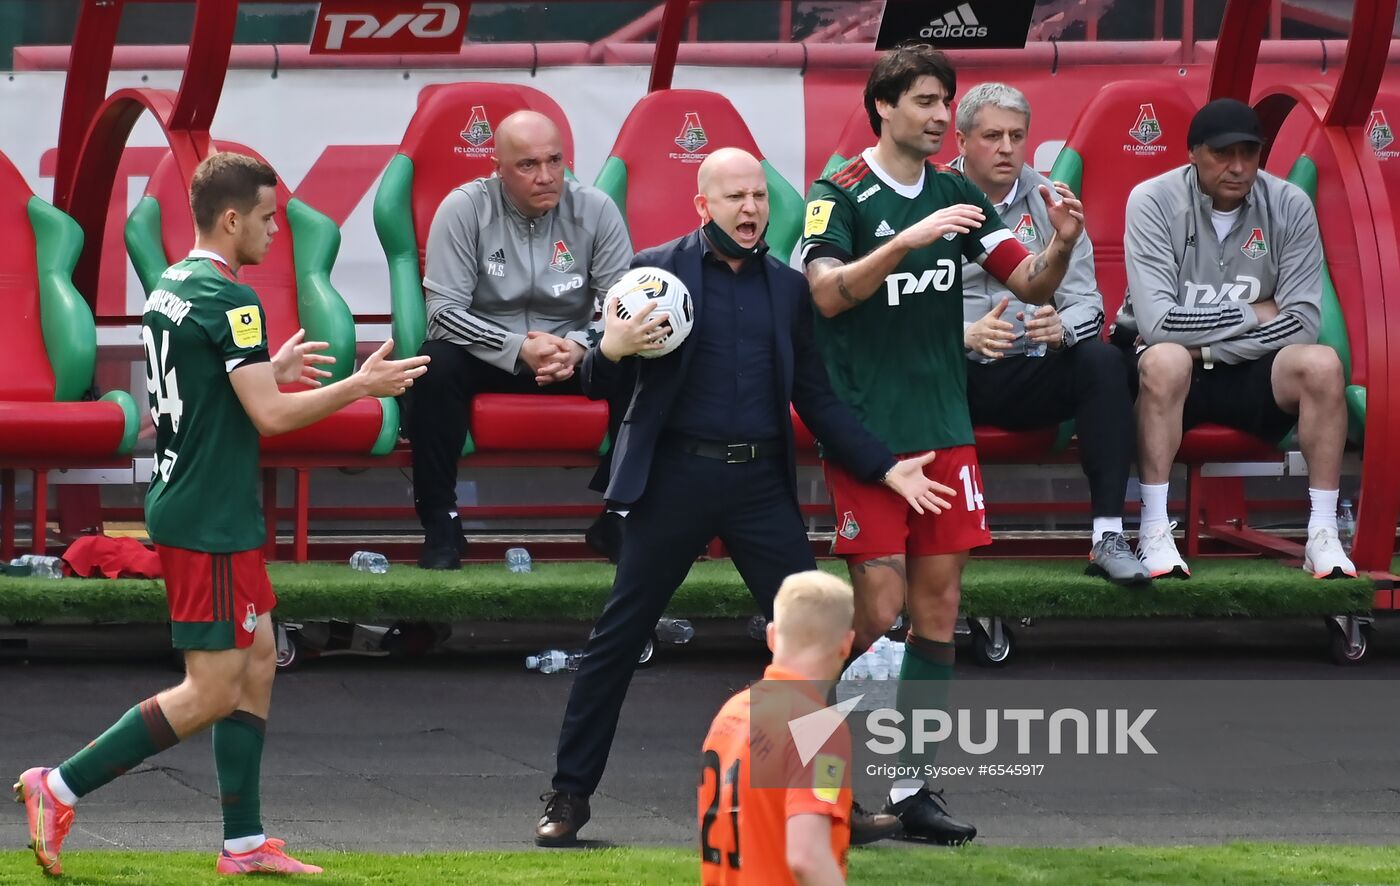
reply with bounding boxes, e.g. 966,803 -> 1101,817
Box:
409,340 -> 582,522
965,339 -> 1135,518
552,448 -> 815,796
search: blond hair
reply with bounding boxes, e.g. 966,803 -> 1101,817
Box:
773,570 -> 855,652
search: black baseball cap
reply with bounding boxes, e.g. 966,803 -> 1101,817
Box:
1187,98 -> 1263,150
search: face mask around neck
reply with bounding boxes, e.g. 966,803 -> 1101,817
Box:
703,219 -> 769,260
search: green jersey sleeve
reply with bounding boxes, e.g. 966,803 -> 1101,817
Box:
197,284 -> 271,370
800,179 -> 857,264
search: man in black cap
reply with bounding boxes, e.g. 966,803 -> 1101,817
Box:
1114,98 -> 1355,581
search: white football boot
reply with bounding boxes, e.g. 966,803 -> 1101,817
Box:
1303,526 -> 1357,579
1136,521 -> 1190,579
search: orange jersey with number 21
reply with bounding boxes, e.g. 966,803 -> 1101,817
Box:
698,664 -> 852,885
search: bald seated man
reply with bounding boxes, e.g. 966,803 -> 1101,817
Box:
409,111 -> 633,569
537,147 -> 949,848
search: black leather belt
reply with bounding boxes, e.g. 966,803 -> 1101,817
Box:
666,435 -> 783,463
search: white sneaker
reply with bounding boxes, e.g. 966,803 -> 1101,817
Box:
1136,521 -> 1190,578
1303,526 -> 1357,579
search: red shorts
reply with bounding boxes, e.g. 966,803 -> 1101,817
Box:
157,545 -> 277,651
824,445 -> 991,559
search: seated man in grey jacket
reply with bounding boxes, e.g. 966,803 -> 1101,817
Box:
1115,98 -> 1354,580
953,82 -> 1148,585
409,111 -> 633,569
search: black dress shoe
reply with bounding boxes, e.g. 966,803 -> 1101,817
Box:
882,786 -> 977,845
416,513 -> 465,570
535,790 -> 591,847
850,799 -> 902,845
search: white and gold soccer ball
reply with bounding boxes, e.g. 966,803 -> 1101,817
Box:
606,266 -> 694,358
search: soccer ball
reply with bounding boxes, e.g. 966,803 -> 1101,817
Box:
606,267 -> 694,358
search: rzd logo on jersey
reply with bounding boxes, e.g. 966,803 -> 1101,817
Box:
669,113 -> 709,163
1367,110 -> 1397,159
549,240 -> 576,273
1012,213 -> 1037,244
459,105 -> 492,146
1125,104 -> 1167,156
883,260 -> 957,306
1183,275 -> 1261,307
1240,228 -> 1268,260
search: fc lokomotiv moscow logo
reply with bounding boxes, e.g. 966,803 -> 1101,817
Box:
1129,104 -> 1162,146
1124,103 -> 1168,157
1241,227 -> 1268,260
460,105 -> 493,147
1367,110 -> 1396,159
674,112 -> 708,153
454,105 -> 495,158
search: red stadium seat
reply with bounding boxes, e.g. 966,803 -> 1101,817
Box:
1050,80 -> 1197,325
126,144 -> 397,560
593,89 -> 805,258
0,148 -> 138,557
373,82 -> 608,457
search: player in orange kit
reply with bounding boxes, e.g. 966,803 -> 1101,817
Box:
699,571 -> 888,885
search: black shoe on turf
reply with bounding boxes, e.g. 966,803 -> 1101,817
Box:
850,800 -> 902,845
416,513 -> 465,570
882,786 -> 977,845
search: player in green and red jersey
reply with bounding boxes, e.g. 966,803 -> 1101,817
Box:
14,153 -> 428,877
801,43 -> 1085,844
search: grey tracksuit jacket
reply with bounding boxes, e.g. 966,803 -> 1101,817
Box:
1113,164 -> 1322,364
422,175 -> 633,373
952,158 -> 1104,361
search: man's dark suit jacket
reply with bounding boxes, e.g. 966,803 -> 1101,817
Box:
582,229 -> 895,506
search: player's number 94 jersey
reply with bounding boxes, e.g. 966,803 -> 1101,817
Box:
141,257 -> 269,553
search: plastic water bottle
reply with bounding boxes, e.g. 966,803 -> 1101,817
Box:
1338,499 -> 1355,554
505,547 -> 533,574
19,554 -> 63,579
526,649 -> 582,674
654,617 -> 695,644
888,639 -> 906,677
349,551 -> 389,574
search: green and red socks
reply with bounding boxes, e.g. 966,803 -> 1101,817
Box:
51,696 -> 180,803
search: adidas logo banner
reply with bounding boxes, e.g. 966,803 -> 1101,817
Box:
874,220 -> 896,238
877,0 -> 1035,49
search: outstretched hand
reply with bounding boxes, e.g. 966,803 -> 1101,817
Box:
881,451 -> 956,515
1040,182 -> 1084,244
271,328 -> 336,387
356,339 -> 429,398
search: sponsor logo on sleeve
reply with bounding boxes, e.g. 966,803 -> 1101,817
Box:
806,200 -> 835,237
226,306 -> 263,348
812,754 -> 846,804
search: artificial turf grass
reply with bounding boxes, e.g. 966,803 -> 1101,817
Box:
3,844 -> 1400,885
0,558 -> 1374,624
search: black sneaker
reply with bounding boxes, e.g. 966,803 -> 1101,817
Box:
850,800 -> 902,845
882,786 -> 977,845
416,513 -> 465,570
